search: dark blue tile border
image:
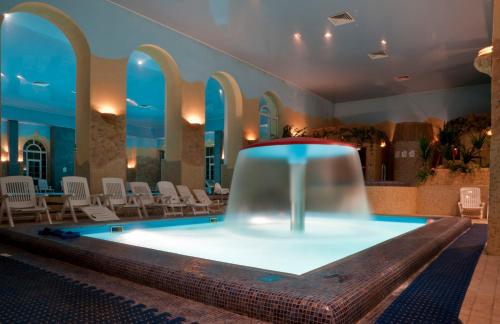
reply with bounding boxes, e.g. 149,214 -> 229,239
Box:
376,224 -> 487,324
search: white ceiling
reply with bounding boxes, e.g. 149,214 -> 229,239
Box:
108,0 -> 493,103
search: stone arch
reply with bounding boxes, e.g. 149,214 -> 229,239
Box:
209,71 -> 243,169
4,2 -> 91,177
134,44 -> 183,163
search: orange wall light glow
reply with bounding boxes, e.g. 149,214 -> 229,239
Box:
185,114 -> 204,125
97,105 -> 118,115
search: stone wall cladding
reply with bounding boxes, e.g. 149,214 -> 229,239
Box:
0,217 -> 469,323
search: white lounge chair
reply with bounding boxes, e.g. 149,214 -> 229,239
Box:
193,189 -> 224,214
176,185 -> 210,215
59,176 -> 119,223
129,182 -> 170,217
213,182 -> 229,195
102,178 -> 142,218
0,176 -> 52,227
36,179 -> 53,193
458,187 -> 486,219
157,181 -> 186,216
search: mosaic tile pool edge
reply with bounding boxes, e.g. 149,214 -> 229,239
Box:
0,217 -> 470,324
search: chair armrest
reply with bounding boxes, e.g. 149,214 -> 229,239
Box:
157,194 -> 172,203
61,194 -> 74,199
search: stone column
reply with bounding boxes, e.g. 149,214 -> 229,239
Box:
7,120 -> 19,175
86,55 -> 127,192
488,1 -> 500,255
50,126 -> 75,191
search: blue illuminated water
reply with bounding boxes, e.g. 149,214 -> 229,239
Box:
77,214 -> 428,275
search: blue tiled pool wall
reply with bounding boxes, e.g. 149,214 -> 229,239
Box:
65,214 -> 427,235
65,215 -> 225,235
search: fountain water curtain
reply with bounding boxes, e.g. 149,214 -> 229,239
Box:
226,138 -> 371,232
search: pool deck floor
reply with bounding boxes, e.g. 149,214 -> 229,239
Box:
0,216 -> 491,323
0,241 -> 265,324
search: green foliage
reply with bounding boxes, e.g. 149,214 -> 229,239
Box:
418,137 -> 433,165
282,125 -> 308,138
416,166 -> 436,184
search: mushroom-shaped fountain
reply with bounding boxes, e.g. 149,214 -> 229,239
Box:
226,138 -> 370,232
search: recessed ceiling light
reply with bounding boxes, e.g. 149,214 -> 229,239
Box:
137,59 -> 144,66
293,33 -> 302,40
324,32 -> 332,39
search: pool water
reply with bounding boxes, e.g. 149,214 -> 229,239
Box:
76,214 -> 428,275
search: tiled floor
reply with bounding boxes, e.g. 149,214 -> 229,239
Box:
459,251 -> 500,324
0,242 -> 265,324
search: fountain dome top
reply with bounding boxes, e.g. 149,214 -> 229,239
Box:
243,137 -> 354,150
241,137 -> 356,161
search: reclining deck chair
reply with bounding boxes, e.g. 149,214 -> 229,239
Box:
60,176 -> 119,223
213,182 -> 229,195
102,178 -> 142,218
458,187 -> 486,219
0,176 -> 52,227
156,181 -> 186,216
176,185 -> 210,215
129,182 -> 170,218
193,189 -> 224,214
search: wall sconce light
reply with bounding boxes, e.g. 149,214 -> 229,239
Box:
185,115 -> 204,126
245,132 -> 258,144
1,154 -> 9,162
18,154 -> 23,162
3,13 -> 10,20
486,127 -> 493,137
97,105 -> 117,115
127,160 -> 137,169
380,140 -> 387,148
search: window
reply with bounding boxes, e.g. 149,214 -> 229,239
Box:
23,139 -> 47,180
259,98 -> 278,140
205,146 -> 215,181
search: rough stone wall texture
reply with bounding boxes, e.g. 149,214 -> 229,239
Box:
365,144 -> 382,182
135,148 -> 161,187
181,121 -> 204,189
366,186 -> 418,215
89,111 -> 126,193
488,13 -> 500,254
393,141 -> 421,184
368,169 -> 489,217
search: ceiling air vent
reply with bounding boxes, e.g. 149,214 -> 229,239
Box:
368,50 -> 389,60
394,75 -> 410,82
328,12 -> 355,26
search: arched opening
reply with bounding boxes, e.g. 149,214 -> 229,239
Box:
204,77 -> 225,186
259,93 -> 280,140
125,50 -> 165,187
207,71 -> 243,186
1,9 -> 85,191
128,45 -> 183,186
23,139 -> 47,181
2,2 -> 90,188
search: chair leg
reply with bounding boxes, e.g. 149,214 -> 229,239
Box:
68,202 -> 78,223
46,209 -> 53,224
6,207 -> 14,228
